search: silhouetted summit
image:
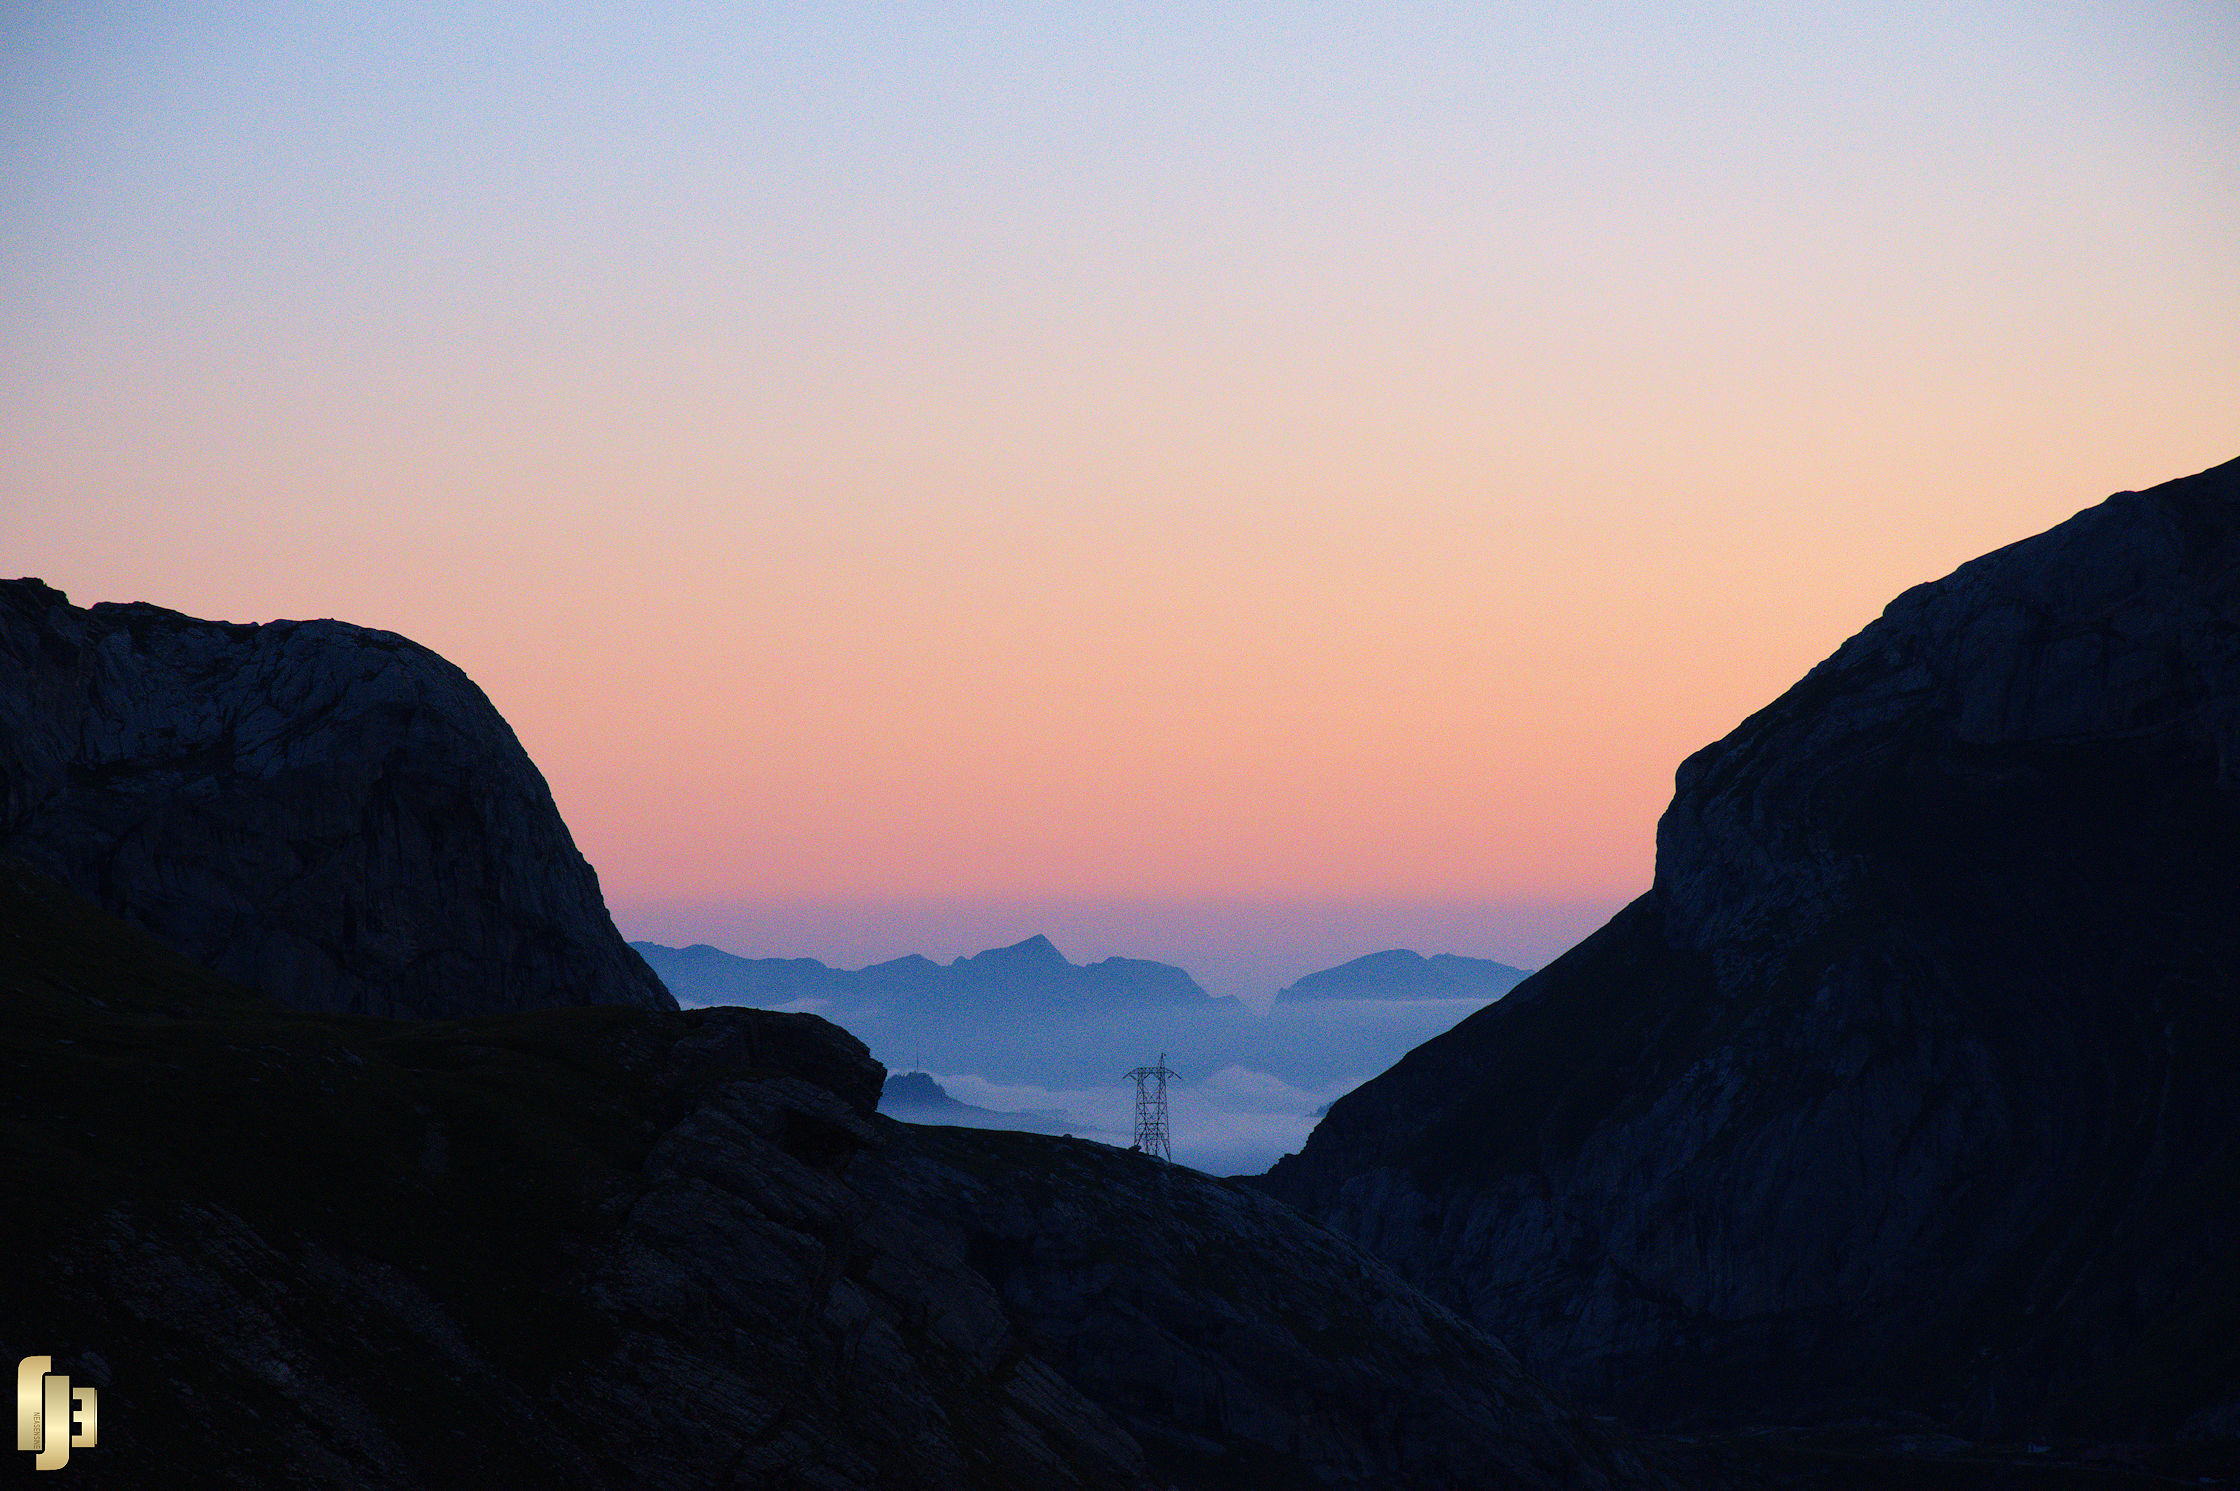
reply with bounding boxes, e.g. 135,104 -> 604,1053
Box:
1263,455 -> 2240,1442
961,932 -> 1070,971
0,579 -> 670,1018
880,1071 -> 983,1111
1275,949 -> 1531,1002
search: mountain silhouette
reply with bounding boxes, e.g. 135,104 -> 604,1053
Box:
1263,455 -> 2240,1443
0,578 -> 668,1018
1275,949 -> 1531,1002
635,934 -> 1227,1013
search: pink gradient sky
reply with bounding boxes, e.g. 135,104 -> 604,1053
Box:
6,5 -> 2236,995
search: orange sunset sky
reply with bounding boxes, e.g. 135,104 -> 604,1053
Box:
6,5 -> 2236,995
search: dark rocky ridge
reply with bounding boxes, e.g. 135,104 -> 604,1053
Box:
1,855 -> 1679,1490
1261,455 -> 2240,1441
856,1125 -> 1678,1491
0,579 -> 670,1018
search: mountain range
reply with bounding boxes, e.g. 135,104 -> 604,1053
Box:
633,933 -> 1231,1012
636,936 -> 1532,1012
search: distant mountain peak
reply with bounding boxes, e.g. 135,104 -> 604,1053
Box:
880,1071 -> 967,1108
1347,949 -> 1428,972
961,933 -> 1068,969
633,935 -> 1215,1011
1275,949 -> 1530,1003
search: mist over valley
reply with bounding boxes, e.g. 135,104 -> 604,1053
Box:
634,936 -> 1530,1175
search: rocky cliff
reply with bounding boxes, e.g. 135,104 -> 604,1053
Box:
0,579 -> 670,1017
1,855 -> 1678,1490
1261,455 -> 2240,1441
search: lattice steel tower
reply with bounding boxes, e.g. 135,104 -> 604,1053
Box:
1124,1052 -> 1178,1163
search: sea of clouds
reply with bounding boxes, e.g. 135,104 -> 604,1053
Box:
689,993 -> 1504,1175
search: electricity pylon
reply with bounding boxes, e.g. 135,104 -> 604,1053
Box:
1124,1052 -> 1177,1163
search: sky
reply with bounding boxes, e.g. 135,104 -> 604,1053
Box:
5,4 -> 2236,999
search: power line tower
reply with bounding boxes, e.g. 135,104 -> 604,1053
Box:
1124,1052 -> 1177,1163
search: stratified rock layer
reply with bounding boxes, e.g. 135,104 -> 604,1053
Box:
0,579 -> 670,1017
1262,456 -> 2240,1439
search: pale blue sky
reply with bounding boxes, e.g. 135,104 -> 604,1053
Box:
6,3 -> 2236,992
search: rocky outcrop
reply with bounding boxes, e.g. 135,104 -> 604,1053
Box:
878,1071 -> 1073,1134
1261,456 -> 2240,1440
0,579 -> 670,1017
2,857 -> 1677,1489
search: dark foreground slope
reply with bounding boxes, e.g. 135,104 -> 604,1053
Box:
1263,456 -> 2240,1441
856,1126 -> 1661,1491
0,856 -> 1678,1490
0,579 -> 670,1017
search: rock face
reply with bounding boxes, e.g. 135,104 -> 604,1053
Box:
0,579 -> 670,1017
2,857 -> 1678,1490
1261,456 -> 2240,1439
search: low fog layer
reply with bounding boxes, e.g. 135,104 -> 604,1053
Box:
881,1062 -> 1381,1179
644,939 -> 1514,1174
